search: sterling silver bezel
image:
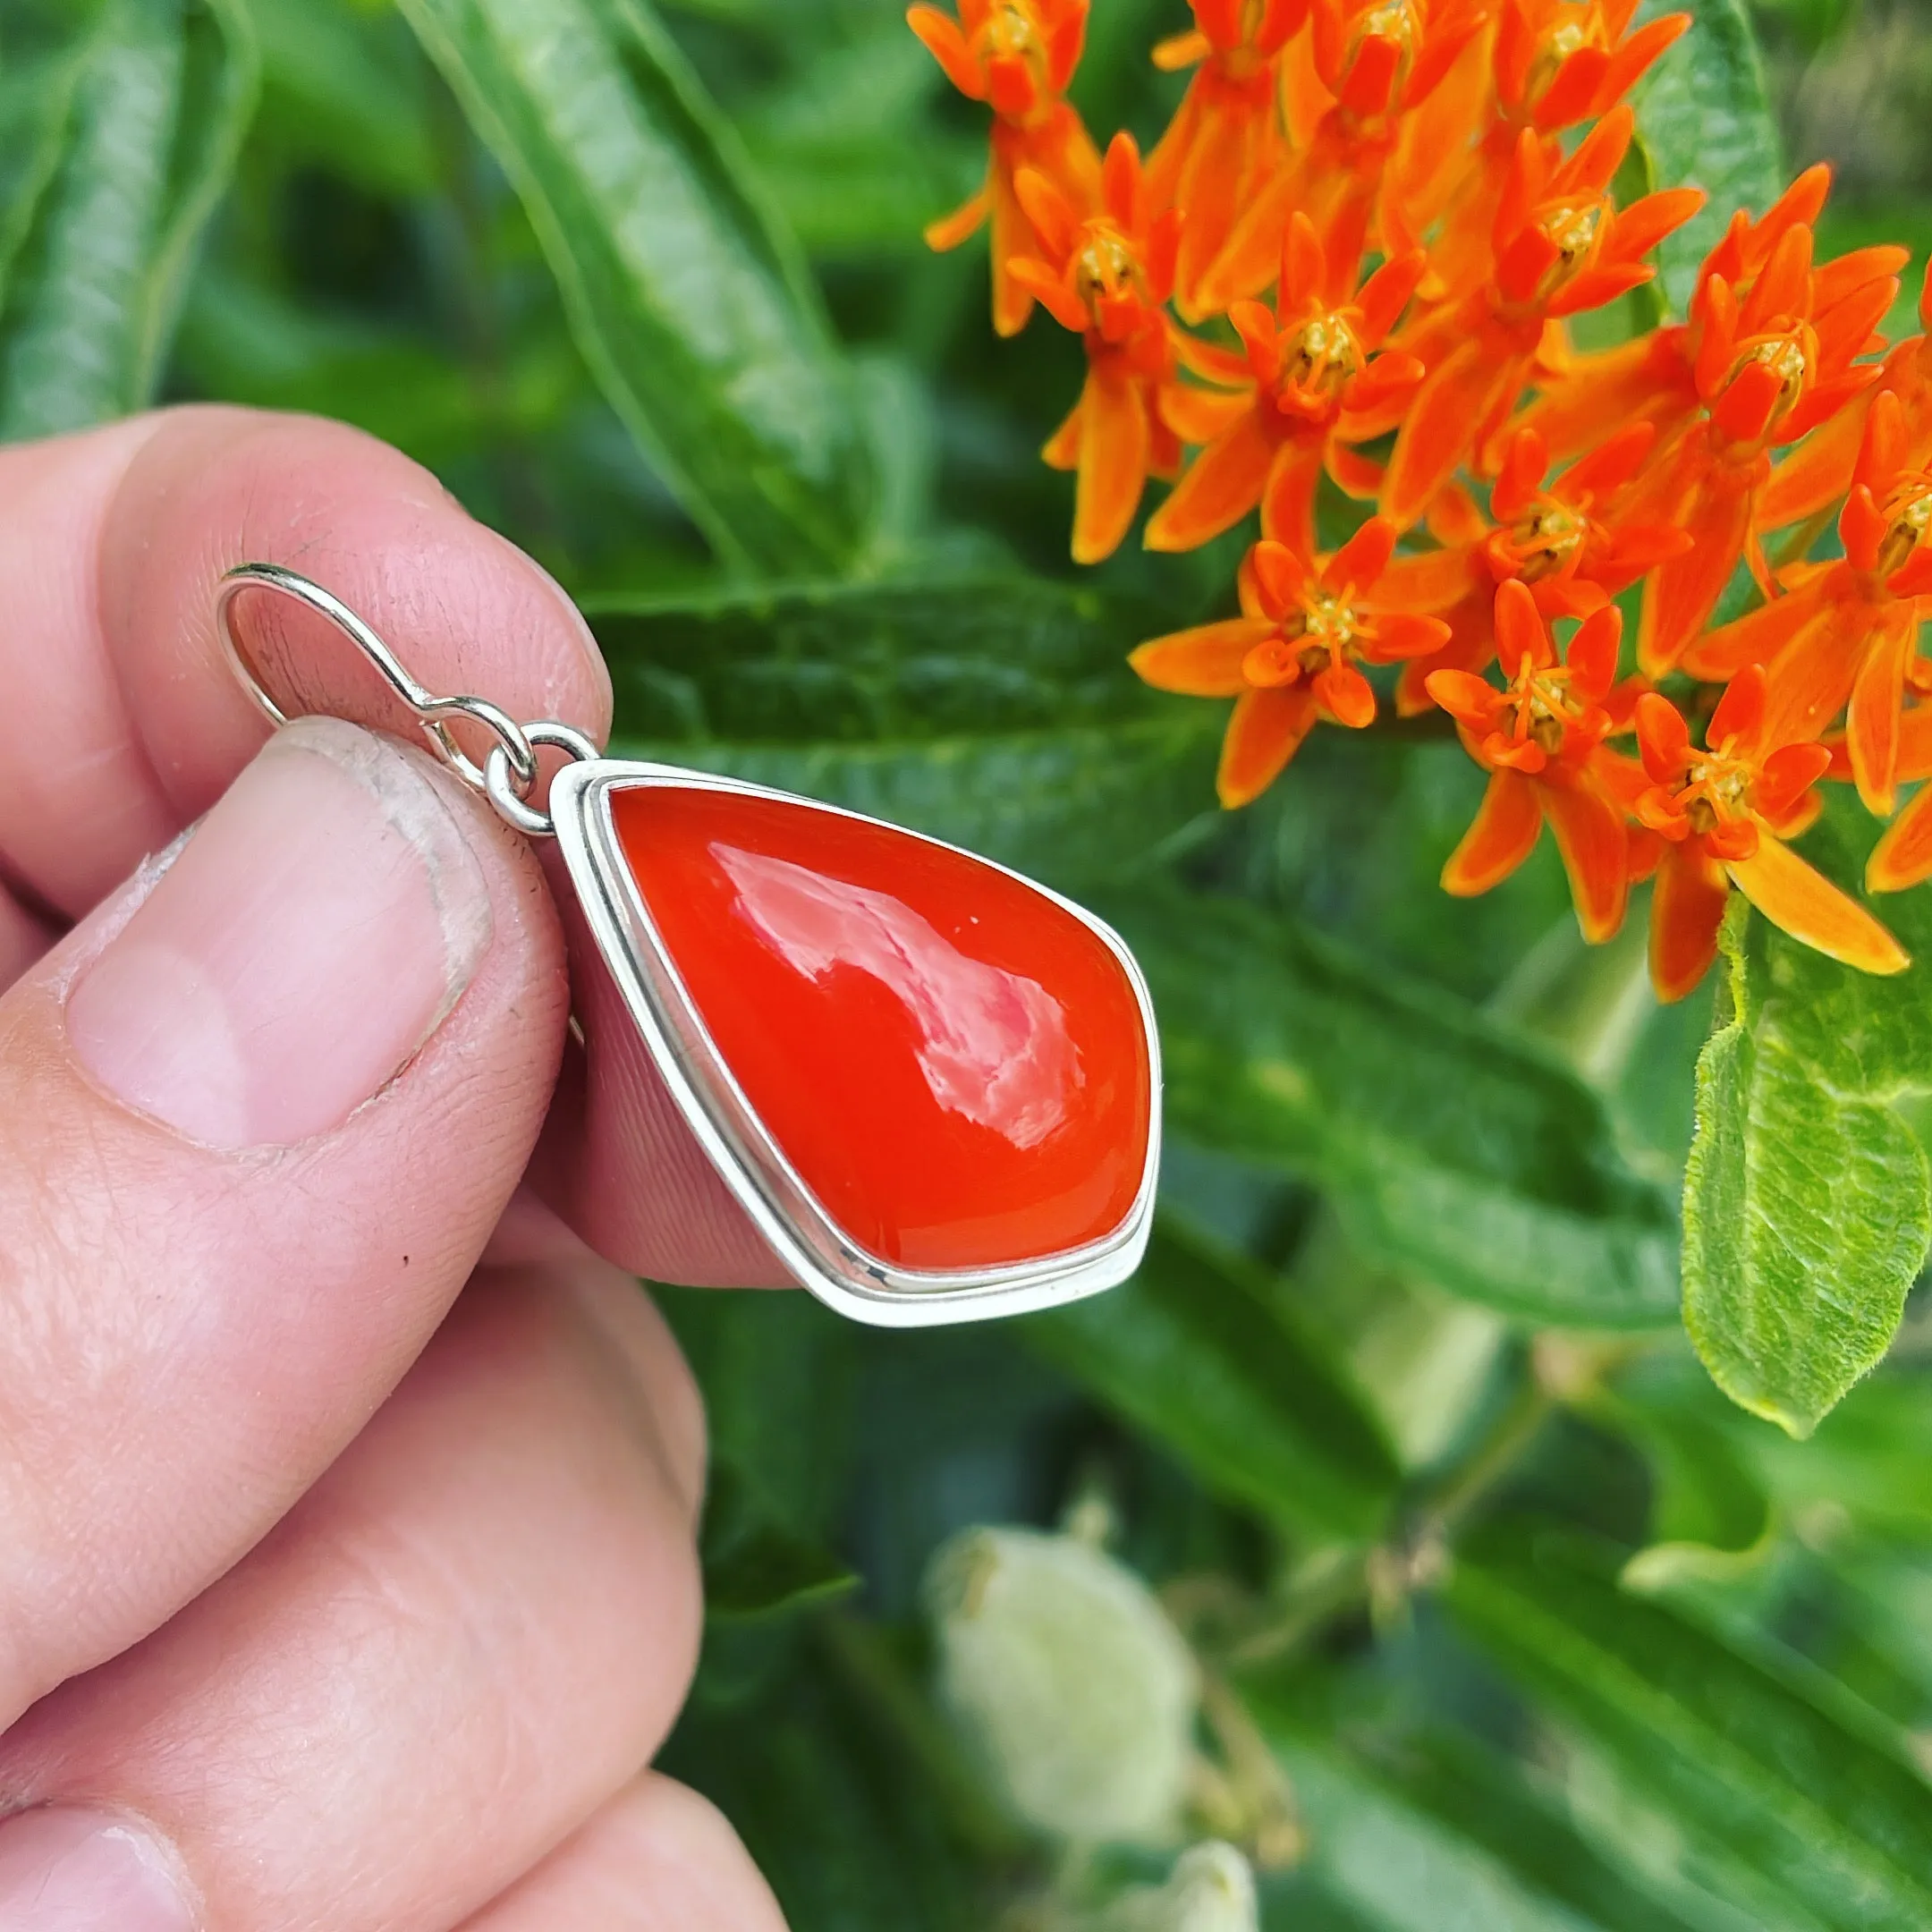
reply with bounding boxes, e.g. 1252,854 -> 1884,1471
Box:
549,760 -> 1160,1329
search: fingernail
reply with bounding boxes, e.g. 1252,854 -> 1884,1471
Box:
0,1807 -> 196,1930
67,717 -> 492,1148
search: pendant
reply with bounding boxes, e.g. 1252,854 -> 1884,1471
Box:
215,565 -> 1159,1327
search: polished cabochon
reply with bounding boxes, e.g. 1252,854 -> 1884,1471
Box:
549,761 -> 1161,1327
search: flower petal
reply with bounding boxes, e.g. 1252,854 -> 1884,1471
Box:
1366,611 -> 1455,660
1442,769 -> 1545,895
1494,577 -> 1548,676
1868,783 -> 1932,893
1565,603 -> 1623,701
1130,617 -> 1277,694
1755,741 -> 1832,821
1648,844 -> 1732,1002
1217,684 -> 1318,806
1490,428 -> 1547,521
1258,445 -> 1322,554
1145,411 -> 1279,551
1637,467 -> 1756,675
1635,691 -> 1690,784
1072,369 -> 1149,564
1728,834 -> 1910,976
1542,775 -> 1631,942
1427,667 -> 1505,731
1315,659 -> 1377,727
924,184 -> 990,251
1846,604 -> 1918,816
1383,338 -> 1523,530
1708,661 -> 1767,750
1760,386 -> 1873,529
1326,514 -> 1397,592
1679,578 -> 1826,682
908,5 -> 986,98
1247,538 -> 1307,615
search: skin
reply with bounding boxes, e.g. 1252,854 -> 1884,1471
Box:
0,405 -> 792,1929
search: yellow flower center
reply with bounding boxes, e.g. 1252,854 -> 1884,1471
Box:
1681,755 -> 1751,833
1524,6 -> 1598,108
1506,660 -> 1588,753
1508,500 -> 1586,582
1750,335 -> 1809,411
1073,225 -> 1146,321
1349,0 -> 1419,96
1877,484 -> 1932,577
984,2 -> 1042,59
1283,312 -> 1364,402
1283,583 -> 1360,668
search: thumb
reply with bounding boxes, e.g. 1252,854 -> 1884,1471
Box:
0,718 -> 566,1724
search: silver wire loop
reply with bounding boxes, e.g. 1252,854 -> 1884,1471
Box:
487,720 -> 600,837
215,562 -> 596,836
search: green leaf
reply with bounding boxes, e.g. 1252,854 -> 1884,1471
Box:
1596,1347 -> 1775,1589
699,1463 -> 859,1623
735,31 -> 979,259
657,1282 -> 860,1542
1632,0 -> 1784,315
1251,1719 -> 1708,1932
1120,888 -> 1682,1328
246,0 -> 438,199
1683,824 -> 1932,1436
1742,1362 -> 1932,1538
0,0 -> 258,438
1448,1530 -> 1932,1932
1026,1220 -> 1401,1542
589,576 -> 1219,884
394,0 -> 873,574
663,1629 -> 979,1932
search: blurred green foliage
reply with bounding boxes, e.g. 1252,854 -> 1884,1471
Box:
6,0 -> 1932,1923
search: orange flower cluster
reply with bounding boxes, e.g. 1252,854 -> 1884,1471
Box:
911,0 -> 1928,1000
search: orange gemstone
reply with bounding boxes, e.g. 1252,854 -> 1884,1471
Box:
610,785 -> 1153,1272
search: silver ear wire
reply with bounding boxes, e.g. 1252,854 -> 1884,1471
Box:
215,562 -> 597,836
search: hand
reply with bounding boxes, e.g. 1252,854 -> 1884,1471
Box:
0,407 -> 788,1930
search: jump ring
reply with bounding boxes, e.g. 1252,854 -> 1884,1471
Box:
483,719 -> 600,838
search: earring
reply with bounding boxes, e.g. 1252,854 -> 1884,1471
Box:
216,564 -> 1159,1327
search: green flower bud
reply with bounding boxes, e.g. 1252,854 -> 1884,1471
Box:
1101,1843 -> 1260,1932
925,1526 -> 1198,1844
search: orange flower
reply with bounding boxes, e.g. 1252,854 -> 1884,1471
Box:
1428,580 -> 1632,939
1192,0 -> 1491,318
1009,133 -> 1187,562
1491,0 -> 1689,131
1131,517 -> 1452,805
1762,266 -> 1932,532
1626,216 -> 1902,675
1685,391 -> 1932,816
1145,212 -> 1425,555
1405,0 -> 1689,298
1383,421 -> 1688,711
1148,0 -> 1309,319
1632,669 -> 1906,1000
1380,109 -> 1703,527
1514,166 -> 1840,469
909,0 -> 1100,335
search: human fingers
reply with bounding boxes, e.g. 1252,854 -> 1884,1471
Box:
0,404 -> 784,1288
0,1258 -> 705,1932
0,720 -> 571,1728
457,1776 -> 788,1932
